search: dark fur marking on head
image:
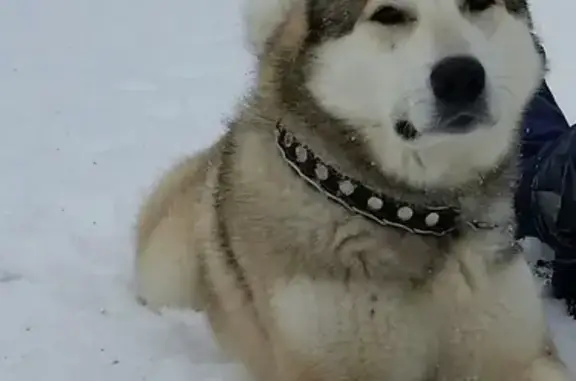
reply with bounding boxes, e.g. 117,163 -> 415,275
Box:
305,0 -> 368,46
503,0 -> 529,15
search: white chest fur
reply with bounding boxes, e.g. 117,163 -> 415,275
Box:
270,276 -> 432,380
269,255 -> 548,380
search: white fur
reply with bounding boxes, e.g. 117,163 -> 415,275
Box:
270,277 -> 431,379
271,255 -> 552,379
243,0 -> 543,188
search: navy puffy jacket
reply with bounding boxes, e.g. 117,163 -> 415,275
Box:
516,81 -> 576,314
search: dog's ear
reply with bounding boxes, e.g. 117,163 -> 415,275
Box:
262,0 -> 309,59
256,0 -> 309,91
242,0 -> 306,57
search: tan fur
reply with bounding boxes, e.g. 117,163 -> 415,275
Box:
135,146 -> 219,311
134,1 -> 572,380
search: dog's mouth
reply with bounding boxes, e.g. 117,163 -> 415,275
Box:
395,110 -> 491,141
433,111 -> 482,134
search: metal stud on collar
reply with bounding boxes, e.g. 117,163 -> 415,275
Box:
274,122 -> 462,237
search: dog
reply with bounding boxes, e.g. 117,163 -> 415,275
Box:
134,0 -> 573,380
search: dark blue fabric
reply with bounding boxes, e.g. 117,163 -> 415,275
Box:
516,81 -> 576,316
516,82 -> 572,240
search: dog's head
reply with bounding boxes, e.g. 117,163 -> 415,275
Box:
246,0 -> 545,189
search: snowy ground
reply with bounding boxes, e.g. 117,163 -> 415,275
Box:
0,0 -> 575,379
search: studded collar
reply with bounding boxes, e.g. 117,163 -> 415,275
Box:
275,121 -> 461,237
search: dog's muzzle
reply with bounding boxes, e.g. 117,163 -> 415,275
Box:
395,55 -> 491,141
429,55 -> 489,134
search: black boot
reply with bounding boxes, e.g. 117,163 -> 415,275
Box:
552,257 -> 576,318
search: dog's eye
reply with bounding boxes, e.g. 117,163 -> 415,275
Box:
466,0 -> 496,13
370,6 -> 411,26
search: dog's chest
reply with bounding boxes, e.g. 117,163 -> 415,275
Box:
267,247 -> 542,380
270,276 -> 435,379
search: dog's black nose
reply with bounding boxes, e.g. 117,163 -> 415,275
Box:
430,56 -> 486,106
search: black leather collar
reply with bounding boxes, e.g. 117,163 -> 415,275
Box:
275,121 -> 460,237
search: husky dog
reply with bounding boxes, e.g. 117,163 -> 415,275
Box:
134,0 -> 572,380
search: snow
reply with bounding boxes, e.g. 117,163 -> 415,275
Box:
0,0 -> 574,379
